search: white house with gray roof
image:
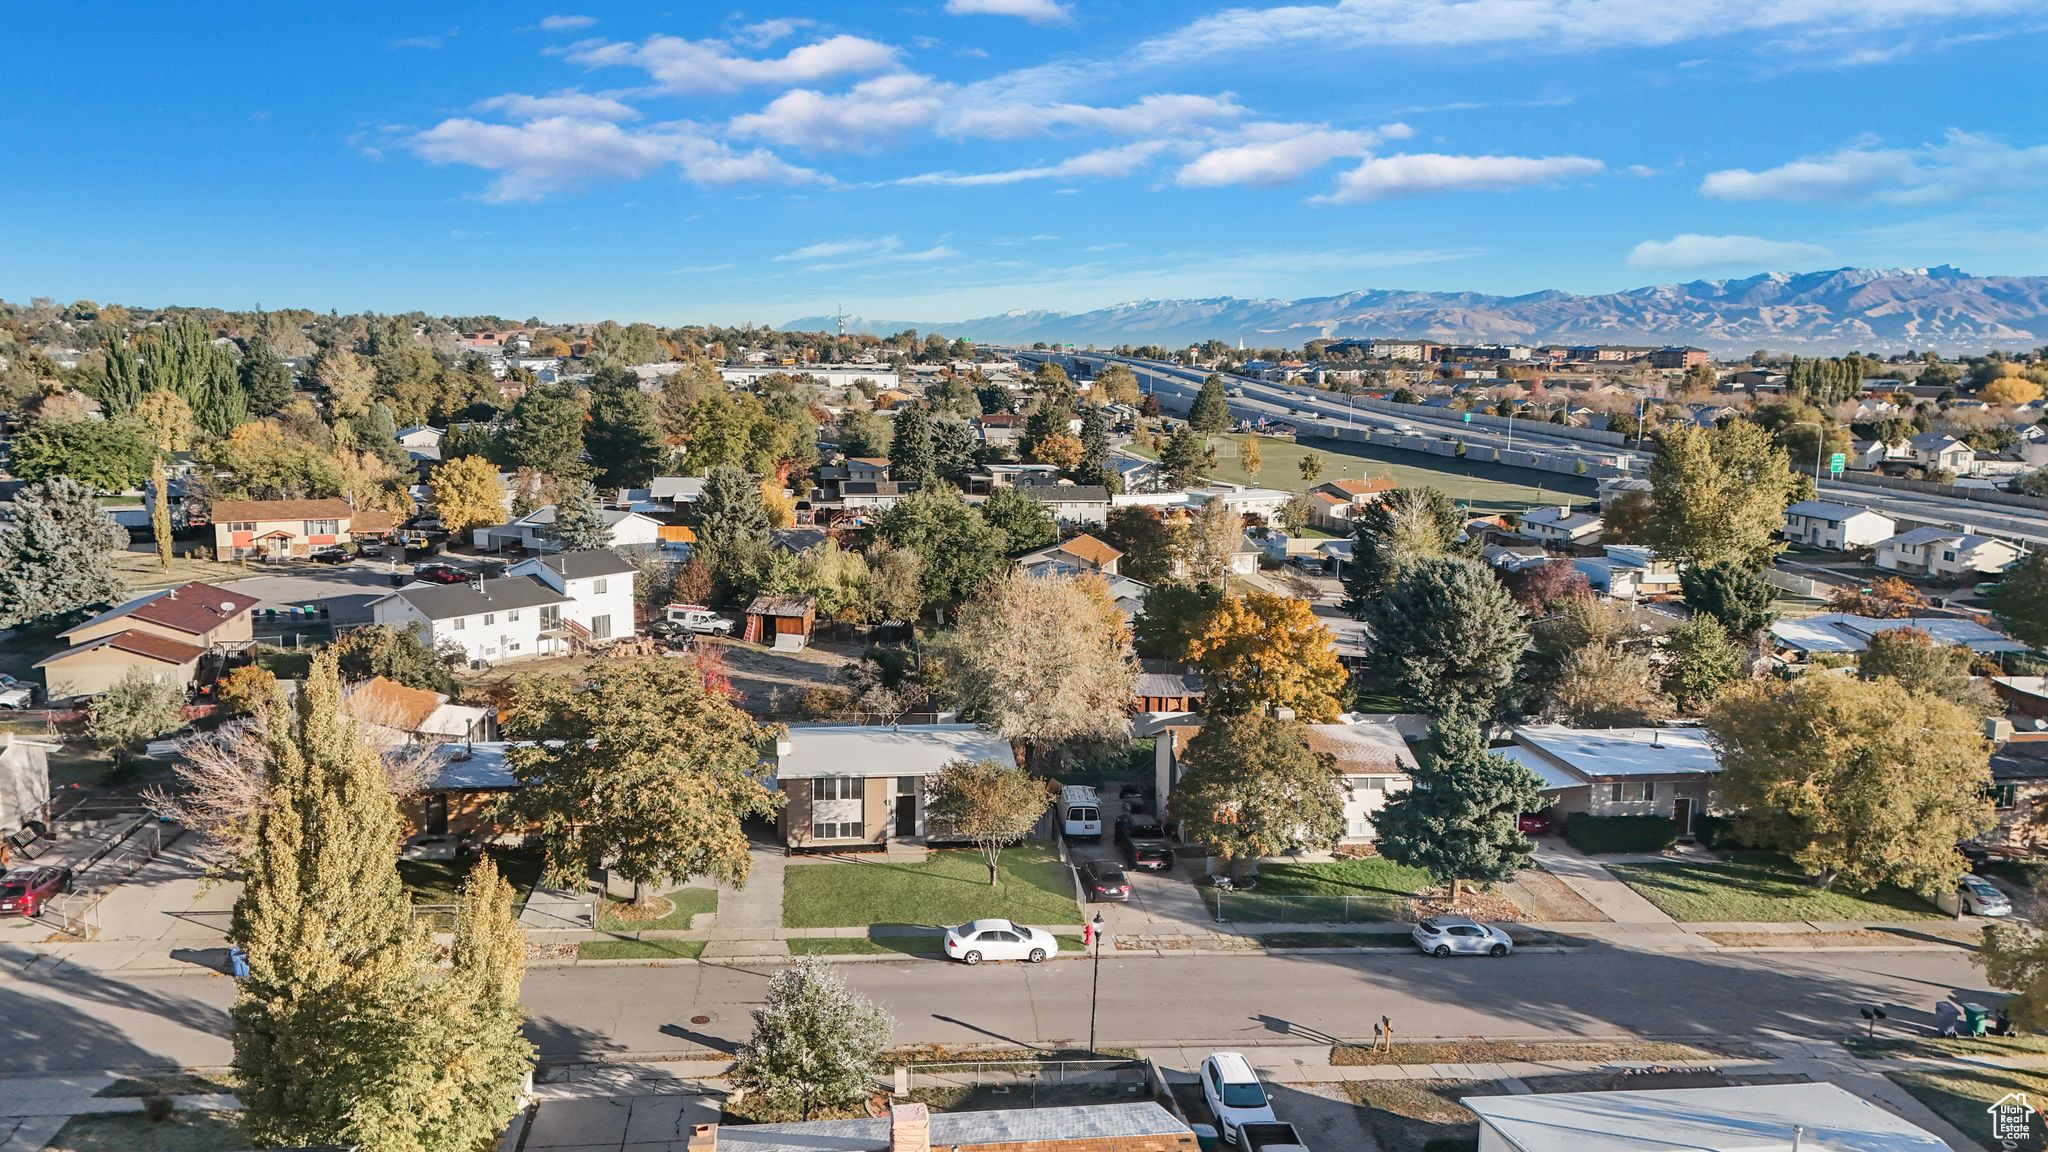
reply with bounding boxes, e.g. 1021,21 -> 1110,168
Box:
772,723 -> 1018,849
471,504 -> 662,552
1782,500 -> 1895,550
370,575 -> 571,665
1516,505 -> 1603,546
1875,527 -> 2024,577
506,549 -> 638,645
1500,724 -> 1719,835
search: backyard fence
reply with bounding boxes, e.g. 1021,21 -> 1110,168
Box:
896,1058 -> 1150,1106
1203,889 -> 1403,924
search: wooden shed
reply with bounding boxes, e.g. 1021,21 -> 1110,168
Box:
743,595 -> 817,649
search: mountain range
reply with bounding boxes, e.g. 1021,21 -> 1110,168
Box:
783,267 -> 2048,356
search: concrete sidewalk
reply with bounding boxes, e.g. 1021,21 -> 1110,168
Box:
0,1072 -> 240,1152
1533,842 -> 1682,925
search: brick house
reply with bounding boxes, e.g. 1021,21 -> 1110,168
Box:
37,581 -> 260,700
1499,724 -> 1720,837
211,498 -> 392,560
773,723 -> 1018,850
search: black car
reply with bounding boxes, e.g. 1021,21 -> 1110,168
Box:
1077,860 -> 1131,902
1114,816 -> 1176,870
310,547 -> 352,565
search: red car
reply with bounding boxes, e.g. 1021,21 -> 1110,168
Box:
411,564 -> 474,585
0,867 -> 72,917
1517,813 -> 1554,837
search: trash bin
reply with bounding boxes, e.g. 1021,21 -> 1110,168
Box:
1962,1002 -> 1992,1037
230,946 -> 250,979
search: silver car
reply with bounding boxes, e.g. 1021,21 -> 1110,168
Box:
1959,875 -> 2012,917
1412,915 -> 1513,957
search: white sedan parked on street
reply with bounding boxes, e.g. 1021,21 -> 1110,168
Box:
943,919 -> 1060,965
1412,915 -> 1514,957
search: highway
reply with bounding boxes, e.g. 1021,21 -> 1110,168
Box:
1015,348 -> 2048,547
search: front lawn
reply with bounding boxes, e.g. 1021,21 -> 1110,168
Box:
595,887 -> 717,933
397,846 -> 546,907
45,1111 -> 245,1152
1889,1067 -> 2048,1151
1605,860 -> 1942,922
1212,858 -> 1436,923
577,938 -> 707,961
782,843 -> 1078,929
788,932 -> 1087,958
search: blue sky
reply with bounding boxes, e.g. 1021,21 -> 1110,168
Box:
5,2 -> 2047,325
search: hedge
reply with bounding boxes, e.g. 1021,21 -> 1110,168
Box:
1563,813 -> 1678,854
1693,814 -> 1749,851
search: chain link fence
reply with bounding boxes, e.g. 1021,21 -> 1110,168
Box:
1203,889 -> 1404,924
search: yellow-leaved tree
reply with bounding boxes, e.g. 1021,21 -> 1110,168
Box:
1186,591 -> 1348,721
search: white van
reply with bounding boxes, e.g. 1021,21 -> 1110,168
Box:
1059,785 -> 1102,840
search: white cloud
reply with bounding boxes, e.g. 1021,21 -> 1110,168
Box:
474,90 -> 639,121
411,116 -> 818,201
773,235 -> 959,271
896,141 -> 1170,186
1317,152 -> 1603,202
733,18 -> 810,48
538,14 -> 595,32
1701,131 -> 2048,204
730,74 -> 948,151
949,92 -> 1247,139
1626,233 -> 1834,270
944,0 -> 1073,25
567,33 -> 898,93
1139,0 -> 2033,62
1175,123 -> 1384,187
777,236 -> 904,262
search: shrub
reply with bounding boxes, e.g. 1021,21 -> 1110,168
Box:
1694,814 -> 1748,851
1563,813 -> 1678,854
142,1095 -> 176,1122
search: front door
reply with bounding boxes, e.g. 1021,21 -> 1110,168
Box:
894,776 -> 919,838
1671,797 -> 1695,839
425,793 -> 449,836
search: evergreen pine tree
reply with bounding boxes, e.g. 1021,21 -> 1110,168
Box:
1373,714 -> 1543,905
585,375 -> 667,489
1342,487 -> 1462,613
360,402 -> 413,471
1188,374 -> 1232,432
545,482 -> 615,552
0,477 -> 130,628
231,655 -> 434,1150
694,465 -> 774,599
1365,556 -> 1528,718
889,406 -> 937,486
1077,405 -> 1115,489
929,416 -> 977,486
240,333 -> 296,416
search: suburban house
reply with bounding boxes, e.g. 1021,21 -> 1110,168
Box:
471,504 -> 663,552
1982,742 -> 2048,854
211,498 -> 392,560
1499,724 -> 1720,836
348,675 -> 495,746
1133,661 -> 1204,716
403,741 -> 523,841
1153,714 -> 1421,845
1306,477 -> 1397,530
743,595 -> 817,649
1904,432 -> 1976,475
1463,1084 -> 1945,1152
37,581 -> 260,699
616,477 -> 706,510
1994,676 -> 2048,721
1782,500 -> 1897,550
1023,484 -> 1112,527
1515,505 -> 1603,547
370,576 -> 572,666
772,723 -> 1017,850
1771,612 -> 2028,660
837,480 -> 919,514
394,425 -> 443,462
968,463 -> 1061,493
813,458 -> 894,501
1594,476 -> 1652,507
1017,534 -> 1123,577
1483,543 -> 1551,573
1572,544 -> 1681,601
1874,527 -> 2024,578
1111,453 -> 1165,493
505,549 -> 639,646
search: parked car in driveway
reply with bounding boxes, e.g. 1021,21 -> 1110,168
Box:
943,919 -> 1059,965
1114,816 -> 1175,870
0,675 -> 33,709
1412,915 -> 1513,957
0,867 -> 72,917
411,564 -> 474,585
310,546 -> 352,565
1199,1051 -> 1278,1145
1959,874 -> 2012,917
1077,860 -> 1131,902
1517,812 -> 1553,837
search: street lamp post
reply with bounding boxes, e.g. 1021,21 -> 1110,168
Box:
1088,912 -> 1106,1054
1792,420 -> 1827,483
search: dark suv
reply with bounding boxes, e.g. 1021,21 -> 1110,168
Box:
1114,815 -> 1175,870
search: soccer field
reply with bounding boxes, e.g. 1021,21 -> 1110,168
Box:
1169,432 -> 1599,516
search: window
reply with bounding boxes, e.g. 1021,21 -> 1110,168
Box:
1608,781 -> 1656,802
812,777 -> 865,801
228,521 -> 255,533
507,610 -> 519,621
812,821 -> 862,840
1992,784 -> 2019,811
307,519 -> 339,535
590,614 -> 612,641
1359,777 -> 1387,792
452,617 -> 466,631
593,577 -> 609,595
483,613 -> 495,626
540,605 -> 561,628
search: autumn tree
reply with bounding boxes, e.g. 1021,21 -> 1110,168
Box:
1342,486 -> 1460,610
1171,498 -> 1244,585
934,571 -> 1135,760
1373,715 -> 1542,905
1185,591 -> 1348,721
1504,558 -> 1592,615
925,758 -> 1056,886
1365,556 -> 1528,718
1238,435 -> 1262,480
499,655 -> 780,901
1979,925 -> 2048,1030
1297,451 -> 1325,484
1644,422 -> 1795,568
1708,675 -> 1991,893
429,454 -> 509,538
1827,576 -> 1925,619
87,669 -> 187,753
330,623 -> 460,695
1857,627 -> 1995,714
1167,714 -> 1345,876
1546,644 -> 1672,727
1662,614 -> 1746,713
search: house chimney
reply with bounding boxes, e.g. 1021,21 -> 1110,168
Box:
686,1123 -> 718,1152
889,1103 -> 931,1152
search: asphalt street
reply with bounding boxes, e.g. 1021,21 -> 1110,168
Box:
0,946 -> 1995,1073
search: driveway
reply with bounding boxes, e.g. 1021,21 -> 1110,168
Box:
1065,791 -> 1215,935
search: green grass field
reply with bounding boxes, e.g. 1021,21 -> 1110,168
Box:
1139,432 -> 1597,515
1889,1067 -> 2048,1151
578,938 -> 708,961
1606,860 -> 1942,923
782,843 -> 1078,929
1212,858 -> 1437,923
595,887 -> 718,932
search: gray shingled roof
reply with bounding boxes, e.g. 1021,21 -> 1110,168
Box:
514,549 -> 637,580
379,574 -> 569,621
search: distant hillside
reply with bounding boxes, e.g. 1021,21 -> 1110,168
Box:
785,267 -> 2048,355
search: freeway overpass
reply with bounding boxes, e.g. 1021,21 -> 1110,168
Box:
1011,348 -> 2048,548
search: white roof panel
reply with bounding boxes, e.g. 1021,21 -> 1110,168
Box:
777,724 -> 1018,780
1464,1083 -> 1946,1152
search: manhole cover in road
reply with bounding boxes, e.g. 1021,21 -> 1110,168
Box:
690,1015 -> 712,1025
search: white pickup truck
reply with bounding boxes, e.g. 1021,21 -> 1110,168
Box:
0,675 -> 34,710
662,605 -> 734,636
